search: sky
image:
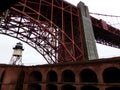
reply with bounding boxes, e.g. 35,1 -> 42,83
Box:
0,0 -> 120,65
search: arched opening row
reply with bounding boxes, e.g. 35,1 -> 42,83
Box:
29,70 -> 75,83
0,69 -> 120,90
0,67 -> 120,90
28,67 -> 120,83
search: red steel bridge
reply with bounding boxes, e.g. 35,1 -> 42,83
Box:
0,0 -> 120,64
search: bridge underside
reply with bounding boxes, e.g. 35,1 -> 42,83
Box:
91,17 -> 120,48
0,0 -> 86,64
0,0 -> 120,64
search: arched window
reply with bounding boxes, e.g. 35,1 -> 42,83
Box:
81,86 -> 99,90
62,70 -> 75,82
105,87 -> 120,90
47,70 -> 57,82
28,71 -> 42,90
103,67 -> 120,83
47,84 -> 57,90
29,71 -> 42,82
62,85 -> 76,90
80,69 -> 98,83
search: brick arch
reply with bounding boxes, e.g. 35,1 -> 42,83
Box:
62,69 -> 75,82
27,70 -> 42,90
47,70 -> 58,82
103,67 -> 120,83
80,68 -> 98,83
0,0 -> 84,64
100,64 -> 120,72
29,70 -> 42,82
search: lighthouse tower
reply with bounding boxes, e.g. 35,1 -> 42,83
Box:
9,42 -> 24,65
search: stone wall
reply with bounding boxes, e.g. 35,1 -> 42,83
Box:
0,57 -> 120,90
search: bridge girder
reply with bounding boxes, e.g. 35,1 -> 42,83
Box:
0,0 -> 85,64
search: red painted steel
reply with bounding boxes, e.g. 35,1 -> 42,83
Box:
0,0 -> 120,64
0,0 -> 85,64
91,16 -> 120,48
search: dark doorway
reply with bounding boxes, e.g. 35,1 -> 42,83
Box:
28,71 -> 42,90
29,71 -> 42,82
47,70 -> 57,82
62,70 -> 75,82
103,67 -> 120,83
80,69 -> 98,83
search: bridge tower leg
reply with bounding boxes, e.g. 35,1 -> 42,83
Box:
77,2 -> 98,60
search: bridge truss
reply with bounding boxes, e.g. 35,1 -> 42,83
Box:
0,0 -> 85,64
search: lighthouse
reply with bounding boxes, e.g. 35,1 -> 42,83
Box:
9,42 -> 24,65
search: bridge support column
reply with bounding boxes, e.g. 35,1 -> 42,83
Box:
77,2 -> 98,60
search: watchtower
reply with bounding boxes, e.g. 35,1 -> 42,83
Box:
9,42 -> 24,65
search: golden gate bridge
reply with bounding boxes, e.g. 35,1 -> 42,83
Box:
0,0 -> 120,64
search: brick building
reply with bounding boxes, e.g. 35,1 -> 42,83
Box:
0,57 -> 120,90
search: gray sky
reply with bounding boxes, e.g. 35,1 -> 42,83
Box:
0,0 -> 120,65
